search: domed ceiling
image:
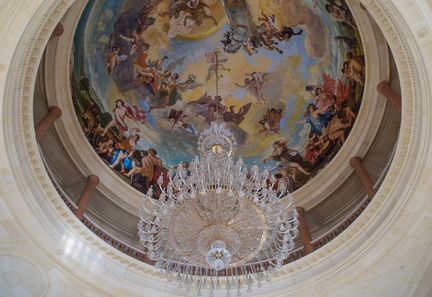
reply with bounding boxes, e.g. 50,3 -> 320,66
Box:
72,0 -> 365,193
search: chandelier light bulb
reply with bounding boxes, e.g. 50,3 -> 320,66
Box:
206,240 -> 232,271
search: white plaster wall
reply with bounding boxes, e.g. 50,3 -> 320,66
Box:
0,0 -> 431,297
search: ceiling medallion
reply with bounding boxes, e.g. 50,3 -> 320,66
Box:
138,122 -> 299,296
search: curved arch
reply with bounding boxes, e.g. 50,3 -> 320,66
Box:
0,0 -> 431,296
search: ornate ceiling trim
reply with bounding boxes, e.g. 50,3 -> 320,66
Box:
0,0 -> 431,296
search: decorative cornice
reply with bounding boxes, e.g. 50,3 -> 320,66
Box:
0,0 -> 431,296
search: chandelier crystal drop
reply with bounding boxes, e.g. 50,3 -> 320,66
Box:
138,122 -> 299,296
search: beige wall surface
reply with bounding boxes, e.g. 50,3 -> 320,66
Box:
0,0 -> 431,296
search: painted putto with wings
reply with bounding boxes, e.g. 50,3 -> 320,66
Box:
259,108 -> 284,136
72,0 -> 365,194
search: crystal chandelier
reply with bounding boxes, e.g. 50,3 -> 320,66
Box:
138,122 -> 299,296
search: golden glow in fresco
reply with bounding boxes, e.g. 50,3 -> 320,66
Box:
72,0 -> 365,194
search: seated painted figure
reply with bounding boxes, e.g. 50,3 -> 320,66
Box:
110,133 -> 140,173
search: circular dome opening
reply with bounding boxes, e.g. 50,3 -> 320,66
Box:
71,0 -> 365,194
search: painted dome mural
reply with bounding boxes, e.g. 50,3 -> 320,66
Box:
72,0 -> 365,194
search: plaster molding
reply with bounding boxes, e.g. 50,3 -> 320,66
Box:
0,0 -> 431,296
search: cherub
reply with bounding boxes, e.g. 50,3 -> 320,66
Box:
259,108 -> 284,136
106,46 -> 128,74
255,25 -> 284,54
257,11 -> 279,38
277,26 -> 304,42
254,12 -> 303,54
159,0 -> 217,27
259,11 -> 303,43
168,109 -> 198,135
236,72 -> 269,103
149,73 -> 200,112
177,74 -> 203,91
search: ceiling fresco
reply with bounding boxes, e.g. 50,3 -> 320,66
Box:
72,0 -> 365,194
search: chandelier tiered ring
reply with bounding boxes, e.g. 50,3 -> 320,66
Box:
138,122 -> 299,296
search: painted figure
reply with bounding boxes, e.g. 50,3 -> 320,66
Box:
334,35 -> 357,50
263,140 -> 311,176
97,139 -> 115,162
342,52 -> 365,85
110,129 -> 141,173
325,1 -> 356,28
205,51 -> 230,82
134,54 -> 168,97
255,11 -> 303,54
102,99 -> 146,136
221,2 -> 303,55
220,0 -> 258,54
326,110 -> 352,146
236,72 -> 269,103
304,135 -> 324,165
188,94 -> 226,124
72,0 -> 365,193
303,103 -> 333,136
160,0 -> 218,26
149,73 -> 199,111
119,31 -> 149,56
306,73 -> 352,110
106,46 -> 128,74
159,0 -> 217,37
126,150 -> 155,191
82,102 -> 101,136
148,148 -> 169,195
259,108 -> 284,136
274,171 -> 295,193
168,109 -> 198,135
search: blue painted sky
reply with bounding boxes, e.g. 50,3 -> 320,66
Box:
72,0 -> 364,171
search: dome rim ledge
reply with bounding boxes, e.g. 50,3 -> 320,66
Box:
0,0 -> 431,295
